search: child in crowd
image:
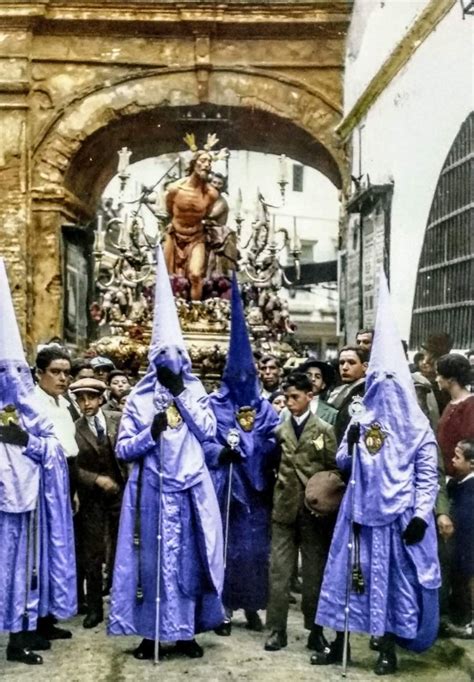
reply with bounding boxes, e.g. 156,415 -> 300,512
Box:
447,438 -> 474,639
269,389 -> 286,416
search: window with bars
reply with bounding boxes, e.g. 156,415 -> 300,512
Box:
410,112 -> 474,350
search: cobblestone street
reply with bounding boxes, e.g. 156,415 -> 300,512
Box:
1,600 -> 472,682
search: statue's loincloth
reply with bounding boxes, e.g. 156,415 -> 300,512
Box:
168,228 -> 206,276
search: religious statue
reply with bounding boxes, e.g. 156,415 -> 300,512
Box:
163,134 -> 234,300
163,149 -> 217,300
205,173 -> 238,278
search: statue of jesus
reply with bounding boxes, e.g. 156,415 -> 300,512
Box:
164,150 -> 218,300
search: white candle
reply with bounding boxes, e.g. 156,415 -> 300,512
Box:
117,147 -> 132,173
291,217 -> 301,251
94,215 -> 105,253
235,188 -> 242,217
279,154 -> 288,183
118,214 -> 130,250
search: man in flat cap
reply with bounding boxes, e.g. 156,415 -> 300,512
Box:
70,377 -> 128,629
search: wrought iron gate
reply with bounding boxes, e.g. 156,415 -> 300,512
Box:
410,112 -> 474,350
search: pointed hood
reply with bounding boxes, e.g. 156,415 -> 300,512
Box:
0,258 -> 26,362
149,244 -> 190,373
361,268 -> 430,437
221,272 -> 259,406
366,270 -> 416,401
344,268 -> 436,527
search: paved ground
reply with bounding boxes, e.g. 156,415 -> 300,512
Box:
1,599 -> 473,682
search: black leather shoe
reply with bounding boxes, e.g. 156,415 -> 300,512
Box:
37,624 -> 72,640
307,628 -> 330,652
6,646 -> 43,665
310,639 -> 348,665
83,611 -> 104,629
374,650 -> 397,675
370,635 -> 382,651
214,620 -> 232,636
22,632 -> 51,651
245,611 -> 263,632
133,638 -> 159,660
176,639 -> 204,658
264,630 -> 287,651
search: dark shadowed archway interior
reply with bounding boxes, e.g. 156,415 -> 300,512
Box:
64,104 -> 342,213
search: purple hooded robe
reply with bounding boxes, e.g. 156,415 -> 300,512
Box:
205,392 -> 278,611
316,273 -> 440,652
204,274 -> 279,611
108,247 -> 224,642
0,364 -> 76,633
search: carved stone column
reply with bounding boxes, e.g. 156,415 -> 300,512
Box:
0,27 -> 31,341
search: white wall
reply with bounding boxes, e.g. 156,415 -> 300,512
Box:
344,2 -> 474,339
345,0 -> 431,111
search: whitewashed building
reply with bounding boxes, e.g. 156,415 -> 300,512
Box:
339,0 -> 473,349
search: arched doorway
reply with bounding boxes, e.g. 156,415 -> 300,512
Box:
29,71 -> 346,348
410,112 -> 474,350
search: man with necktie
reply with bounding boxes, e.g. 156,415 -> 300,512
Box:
70,377 -> 128,629
265,373 -> 337,653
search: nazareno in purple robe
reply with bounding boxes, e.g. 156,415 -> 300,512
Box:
316,273 -> 441,652
108,344 -> 225,641
0,360 -> 77,633
204,390 -> 278,611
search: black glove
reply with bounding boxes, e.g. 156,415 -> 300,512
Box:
151,412 -> 168,440
156,366 -> 185,396
402,517 -> 427,545
218,446 -> 242,466
347,422 -> 360,456
0,423 -> 29,448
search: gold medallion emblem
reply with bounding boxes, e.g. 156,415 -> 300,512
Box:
236,406 -> 256,432
0,404 -> 19,426
166,403 -> 183,429
364,422 -> 386,455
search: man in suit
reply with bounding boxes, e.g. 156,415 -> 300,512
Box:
265,373 -> 337,654
299,359 -> 337,426
70,377 -> 128,629
327,346 -> 368,444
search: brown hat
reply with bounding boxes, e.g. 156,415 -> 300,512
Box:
304,470 -> 346,516
69,377 -> 107,395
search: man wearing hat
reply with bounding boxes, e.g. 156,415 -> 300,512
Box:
90,356 -> 116,385
70,377 -> 128,629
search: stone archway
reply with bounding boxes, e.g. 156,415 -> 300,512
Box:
29,69 -> 346,346
0,1 -> 352,351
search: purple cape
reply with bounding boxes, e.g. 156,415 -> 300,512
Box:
108,348 -> 225,640
316,371 -> 441,651
205,388 -> 278,610
0,360 -> 76,633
